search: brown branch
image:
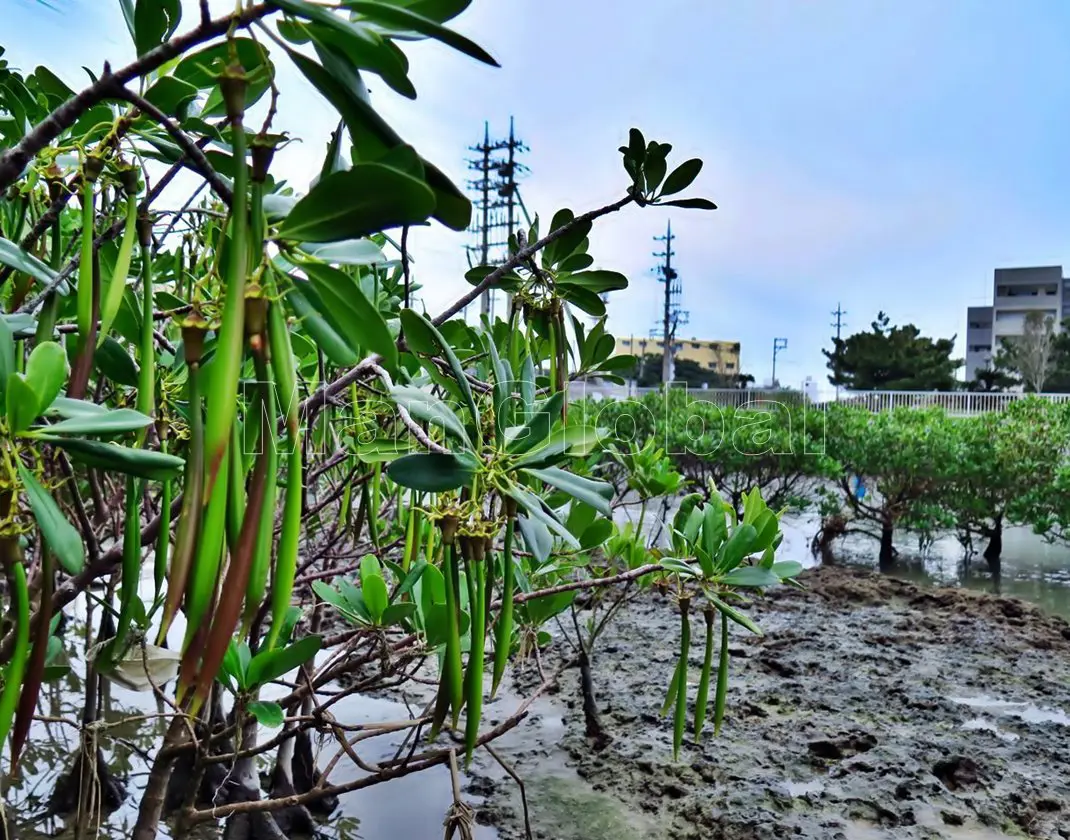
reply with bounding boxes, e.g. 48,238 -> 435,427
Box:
105,86 -> 233,206
0,3 -> 276,191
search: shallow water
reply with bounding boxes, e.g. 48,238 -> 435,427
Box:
826,515 -> 1070,620
4,583 -> 501,840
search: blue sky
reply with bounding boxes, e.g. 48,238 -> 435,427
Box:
9,0 -> 1070,390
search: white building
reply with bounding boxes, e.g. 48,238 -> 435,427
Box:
965,266 -> 1068,382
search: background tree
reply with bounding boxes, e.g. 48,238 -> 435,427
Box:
992,311 -> 1056,392
966,363 -> 1017,392
824,311 -> 962,391
821,406 -> 960,570
940,399 -> 1069,569
633,353 -> 752,389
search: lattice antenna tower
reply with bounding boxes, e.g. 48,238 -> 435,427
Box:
465,117 -> 529,319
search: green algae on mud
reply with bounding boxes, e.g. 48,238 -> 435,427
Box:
475,566 -> 1070,840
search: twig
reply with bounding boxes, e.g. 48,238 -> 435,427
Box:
105,85 -> 233,206
370,364 -> 449,454
483,743 -> 532,840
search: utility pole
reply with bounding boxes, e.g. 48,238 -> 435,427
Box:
465,118 -> 528,319
652,221 -> 687,385
831,302 -> 847,341
772,337 -> 788,388
831,303 -> 847,399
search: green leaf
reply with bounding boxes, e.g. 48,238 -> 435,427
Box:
299,238 -> 387,266
7,374 -> 39,434
514,425 -> 603,469
248,700 -> 285,728
43,395 -> 107,415
281,45 -> 470,231
523,590 -> 576,625
40,408 -> 153,436
37,436 -> 185,480
303,263 -> 399,372
707,594 -> 763,636
118,0 -> 137,46
399,308 -> 438,354
387,451 -> 478,492
579,518 -> 613,550
313,580 -> 365,624
279,164 -> 436,243
660,159 -> 703,197
173,38 -> 272,116
133,0 -> 181,57
25,341 -> 67,413
360,553 -> 382,589
404,311 -> 480,442
345,1 -> 499,66
304,18 -> 416,100
285,282 -> 360,367
94,336 -> 141,388
521,466 -> 613,516
363,575 -> 389,624
721,566 -> 781,589
659,198 -> 718,210
18,461 -> 85,575
561,287 -> 606,317
718,523 -> 757,572
505,391 -> 564,456
627,128 -> 646,163
0,318 -> 14,413
402,0 -> 473,23
505,484 -> 580,550
389,385 -> 470,446
516,514 -> 552,566
771,560 -> 804,580
143,76 -> 199,116
0,237 -> 61,290
381,602 -> 418,626
355,438 -> 414,463
246,635 -> 323,687
557,270 -> 629,294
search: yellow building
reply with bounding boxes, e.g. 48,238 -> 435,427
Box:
614,336 -> 741,375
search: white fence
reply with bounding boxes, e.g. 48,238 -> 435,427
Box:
569,381 -> 1070,416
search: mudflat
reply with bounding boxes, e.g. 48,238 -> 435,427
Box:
475,566 -> 1070,840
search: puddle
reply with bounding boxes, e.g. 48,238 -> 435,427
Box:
948,695 -> 1070,726
779,779 -> 825,797
960,717 -> 1020,742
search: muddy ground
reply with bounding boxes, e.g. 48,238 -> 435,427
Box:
472,566 -> 1070,840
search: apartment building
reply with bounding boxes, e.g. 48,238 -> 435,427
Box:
614,336 -> 741,375
965,266 -> 1070,381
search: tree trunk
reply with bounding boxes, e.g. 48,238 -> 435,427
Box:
878,523 -> 895,572
132,716 -> 193,840
983,516 -> 1003,566
578,647 -> 610,750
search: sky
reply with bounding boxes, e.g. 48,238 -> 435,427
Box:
8,0 -> 1070,392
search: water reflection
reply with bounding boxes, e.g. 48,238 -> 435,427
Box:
811,515 -> 1070,620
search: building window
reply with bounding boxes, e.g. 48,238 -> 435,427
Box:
691,341 -> 701,349
707,361 -> 717,369
726,362 -> 735,370
968,344 -> 992,353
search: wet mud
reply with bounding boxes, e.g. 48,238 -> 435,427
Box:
475,566 -> 1070,840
